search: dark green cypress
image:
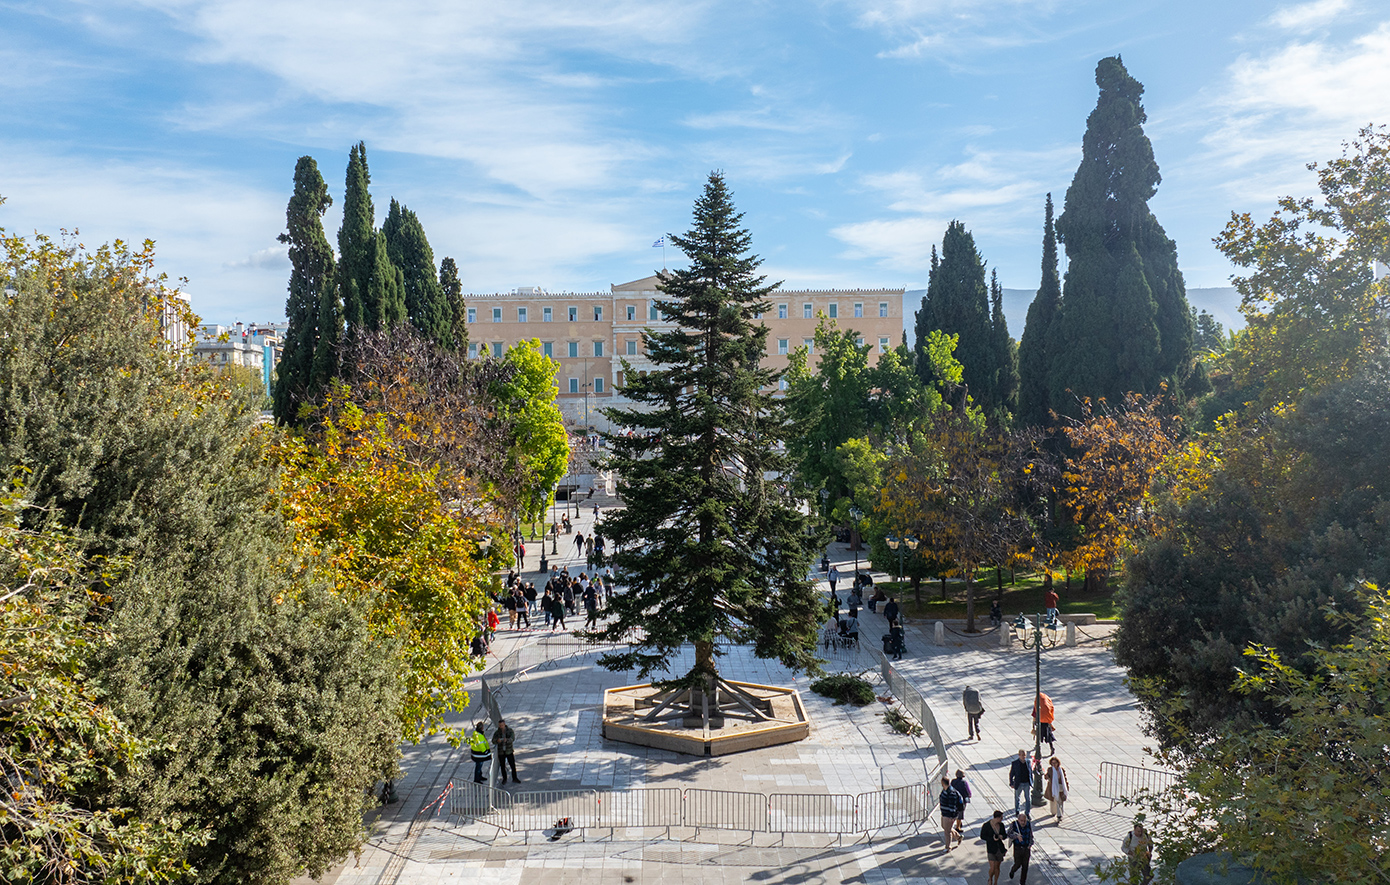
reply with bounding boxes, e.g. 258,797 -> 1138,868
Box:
368,230 -> 406,331
274,156 -> 335,424
913,221 -> 1001,414
592,171 -> 824,689
989,269 -> 1019,419
1050,56 -> 1192,411
383,199 -> 450,347
1017,194 -> 1061,426
439,257 -> 467,351
337,143 -> 372,333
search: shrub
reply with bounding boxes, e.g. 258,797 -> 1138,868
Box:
810,673 -> 875,706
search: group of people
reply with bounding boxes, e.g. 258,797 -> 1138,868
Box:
467,719 -> 521,785
826,565 -> 905,658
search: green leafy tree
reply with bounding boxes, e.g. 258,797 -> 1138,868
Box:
1110,585 -> 1390,885
0,232 -> 401,885
1215,126 -> 1390,410
495,339 -> 570,523
592,172 -> 824,703
1017,194 -> 1061,427
383,199 -> 451,347
1050,56 -> 1193,413
337,143 -> 405,334
273,156 -> 338,423
439,256 -> 467,351
915,221 -> 1011,420
785,321 -> 873,502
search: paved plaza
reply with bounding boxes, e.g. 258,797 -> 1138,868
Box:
300,510 -> 1154,885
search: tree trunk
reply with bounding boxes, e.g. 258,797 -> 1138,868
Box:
912,574 -> 922,604
996,567 -> 1003,594
965,568 -> 977,632
940,575 -> 947,600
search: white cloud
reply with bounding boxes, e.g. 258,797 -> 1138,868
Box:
1269,0 -> 1350,31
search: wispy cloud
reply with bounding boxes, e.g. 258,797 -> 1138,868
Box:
1268,0 -> 1350,31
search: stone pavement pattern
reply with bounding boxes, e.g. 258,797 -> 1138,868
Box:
298,519 -> 1151,885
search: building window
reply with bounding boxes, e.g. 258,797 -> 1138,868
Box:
594,377 -> 605,394
492,307 -> 502,322
803,303 -> 813,319
468,342 -> 478,358
542,341 -> 553,357
467,307 -> 477,324
626,339 -> 637,355
594,306 -> 603,322
879,336 -> 889,352
543,307 -> 553,322
518,307 -> 528,323
568,306 -> 578,322
856,337 -> 864,347
777,338 -> 789,355
779,379 -> 788,391
828,303 -> 838,319
879,302 -> 889,317
778,304 -> 788,319
491,342 -> 504,357
568,341 -> 579,358
753,309 -> 763,319
649,303 -> 659,320
803,338 -> 814,355
593,341 -> 604,357
626,305 -> 635,321
569,378 -> 579,394
854,303 -> 863,318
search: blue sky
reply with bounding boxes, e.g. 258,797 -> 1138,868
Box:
2,0 -> 1387,328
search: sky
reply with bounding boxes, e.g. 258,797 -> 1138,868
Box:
2,0 -> 1387,327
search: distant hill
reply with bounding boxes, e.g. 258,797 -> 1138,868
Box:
903,287 -> 1242,341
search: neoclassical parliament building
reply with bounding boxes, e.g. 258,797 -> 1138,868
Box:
462,275 -> 906,431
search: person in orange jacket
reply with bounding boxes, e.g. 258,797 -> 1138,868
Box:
1032,692 -> 1056,756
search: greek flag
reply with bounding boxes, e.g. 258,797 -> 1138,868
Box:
652,237 -> 665,248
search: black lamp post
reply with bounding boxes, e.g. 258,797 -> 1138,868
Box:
848,505 -> 863,584
884,534 -> 919,584
818,487 -> 830,521
1014,612 -> 1047,808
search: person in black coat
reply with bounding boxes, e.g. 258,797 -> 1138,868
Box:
883,597 -> 900,623
980,810 -> 1009,885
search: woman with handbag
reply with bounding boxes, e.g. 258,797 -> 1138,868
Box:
1044,756 -> 1070,823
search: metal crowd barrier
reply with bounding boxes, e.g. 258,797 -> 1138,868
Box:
449,783 -> 947,836
877,657 -> 948,763
1097,761 -> 1178,810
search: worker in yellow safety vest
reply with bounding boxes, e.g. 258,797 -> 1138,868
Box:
469,721 -> 492,784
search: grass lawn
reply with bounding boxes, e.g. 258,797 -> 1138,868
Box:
873,569 -> 1121,622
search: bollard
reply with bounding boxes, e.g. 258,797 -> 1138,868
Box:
1066,622 -> 1078,647
934,621 -> 945,646
1000,623 -> 1011,648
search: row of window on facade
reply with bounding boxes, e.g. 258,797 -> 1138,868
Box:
467,335 -> 893,361
464,301 -> 892,324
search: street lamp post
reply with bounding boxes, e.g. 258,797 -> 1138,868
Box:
1014,612 -> 1047,808
848,505 -> 863,586
818,487 -> 829,521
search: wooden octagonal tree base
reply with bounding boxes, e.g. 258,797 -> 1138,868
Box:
601,681 -> 811,757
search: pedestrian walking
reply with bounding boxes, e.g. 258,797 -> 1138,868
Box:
980,810 -> 1009,885
1121,821 -> 1154,885
938,776 -> 965,851
524,582 -> 538,614
516,540 -> 526,570
1009,749 -> 1032,818
962,684 -> 985,739
583,581 -> 599,628
1044,581 -> 1058,621
1032,692 -> 1056,756
563,581 -> 576,615
469,721 -> 492,784
574,531 -> 585,557
1045,757 -> 1070,822
493,719 -> 520,785
883,597 -> 900,623
951,769 -> 972,837
828,565 -> 840,594
1007,812 -> 1034,883
548,593 -> 566,631
512,587 -> 530,629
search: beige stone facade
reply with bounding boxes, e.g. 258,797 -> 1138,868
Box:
463,275 -> 905,431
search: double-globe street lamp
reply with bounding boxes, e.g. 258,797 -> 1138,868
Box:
1014,612 -> 1049,808
884,534 -> 919,585
848,505 -> 864,588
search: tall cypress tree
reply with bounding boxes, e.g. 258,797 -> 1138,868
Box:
1017,194 -> 1061,426
367,231 -> 406,331
1049,57 -> 1192,411
591,172 -> 823,717
383,199 -> 450,347
989,268 -> 1019,419
337,143 -> 372,334
439,257 -> 467,351
913,221 -> 1004,416
274,156 -> 335,424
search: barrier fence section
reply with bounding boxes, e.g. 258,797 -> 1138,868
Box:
878,657 -> 948,764
450,784 -> 945,836
1097,761 -> 1178,810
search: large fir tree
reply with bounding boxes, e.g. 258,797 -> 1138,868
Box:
1049,57 -> 1192,412
591,172 -> 823,722
914,221 -> 1011,419
337,143 -> 406,334
439,257 -> 467,351
1016,194 -> 1061,426
273,156 -> 336,424
989,269 -> 1019,418
383,199 -> 451,347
